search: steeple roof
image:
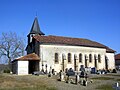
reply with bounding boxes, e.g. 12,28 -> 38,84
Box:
30,17 -> 45,35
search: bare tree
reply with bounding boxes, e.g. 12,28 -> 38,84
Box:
0,32 -> 25,65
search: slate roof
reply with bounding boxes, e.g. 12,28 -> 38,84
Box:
115,54 -> 120,60
15,53 -> 40,61
33,35 -> 115,53
30,17 -> 45,35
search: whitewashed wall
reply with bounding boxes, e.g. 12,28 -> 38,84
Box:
18,61 -> 28,75
39,44 -> 115,73
106,53 -> 115,69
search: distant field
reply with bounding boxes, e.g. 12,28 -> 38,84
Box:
0,73 -> 120,90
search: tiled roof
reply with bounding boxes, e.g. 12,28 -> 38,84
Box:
33,35 -> 115,53
15,53 -> 40,61
115,54 -> 120,60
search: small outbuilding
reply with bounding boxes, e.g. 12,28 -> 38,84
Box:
12,53 -> 40,75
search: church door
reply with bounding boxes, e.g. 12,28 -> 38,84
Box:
29,60 -> 39,74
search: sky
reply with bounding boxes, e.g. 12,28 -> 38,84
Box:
0,0 -> 120,56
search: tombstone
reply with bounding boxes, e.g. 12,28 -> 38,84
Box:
75,73 -> 80,84
80,71 -> 85,78
48,66 -> 52,77
45,64 -> 48,74
66,76 -> 70,83
52,69 -> 55,75
59,70 -> 65,81
48,72 -> 52,77
61,72 -> 64,81
85,73 -> 88,81
80,78 -> 84,85
91,67 -> 97,74
113,82 -> 120,90
83,80 -> 87,86
116,82 -> 119,87
80,65 -> 85,72
54,71 -> 57,75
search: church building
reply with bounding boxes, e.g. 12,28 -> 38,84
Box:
12,17 -> 115,75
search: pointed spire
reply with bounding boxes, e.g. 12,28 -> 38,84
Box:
30,17 -> 45,35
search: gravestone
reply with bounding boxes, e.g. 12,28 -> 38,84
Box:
91,67 -> 97,74
83,80 -> 87,86
75,74 -> 80,84
59,70 -> 65,81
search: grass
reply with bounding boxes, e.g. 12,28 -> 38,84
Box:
0,74 -> 57,90
116,78 -> 120,81
96,84 -> 113,90
105,74 -> 120,77
0,73 -> 120,90
0,86 -> 56,90
91,77 -> 114,80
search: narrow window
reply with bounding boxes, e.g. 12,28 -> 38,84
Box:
89,54 -> 92,62
98,54 -> 101,63
68,53 -> 71,63
79,53 -> 82,63
55,53 -> 58,63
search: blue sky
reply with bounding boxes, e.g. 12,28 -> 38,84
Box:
0,0 -> 120,54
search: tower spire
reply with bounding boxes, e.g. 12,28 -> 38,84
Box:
29,17 -> 45,35
27,17 -> 45,43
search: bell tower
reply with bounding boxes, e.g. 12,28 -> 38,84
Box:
27,17 -> 45,44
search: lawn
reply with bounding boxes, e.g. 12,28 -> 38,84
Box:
0,74 -> 56,90
91,77 -> 114,80
0,73 -> 120,90
96,84 -> 113,90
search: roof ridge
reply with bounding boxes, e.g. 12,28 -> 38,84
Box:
48,35 -> 85,40
33,35 -> 115,53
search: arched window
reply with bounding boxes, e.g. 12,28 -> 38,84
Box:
98,54 -> 101,63
68,53 -> 71,63
89,54 -> 92,62
55,53 -> 58,63
79,53 -> 82,63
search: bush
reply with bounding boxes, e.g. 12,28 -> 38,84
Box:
3,69 -> 10,73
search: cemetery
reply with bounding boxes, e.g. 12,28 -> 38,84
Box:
30,66 -> 120,90
0,67 -> 120,90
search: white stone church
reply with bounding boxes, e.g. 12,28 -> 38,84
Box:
12,17 -> 115,75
